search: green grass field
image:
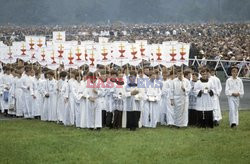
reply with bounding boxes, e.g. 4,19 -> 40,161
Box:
0,111 -> 250,164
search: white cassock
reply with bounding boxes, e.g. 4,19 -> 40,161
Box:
160,80 -> 175,126
194,79 -> 214,112
96,80 -> 107,112
0,73 -> 3,113
210,75 -> 222,121
57,79 -> 68,122
67,78 -> 78,125
15,77 -> 24,116
225,77 -> 244,125
60,81 -> 70,125
142,80 -> 162,128
20,74 -> 33,118
105,80 -> 114,113
1,74 -> 12,113
125,84 -> 144,127
74,81 -> 82,128
85,80 -> 102,129
170,78 -> 191,127
41,79 -> 57,121
76,80 -> 88,128
8,76 -> 16,115
30,76 -> 41,117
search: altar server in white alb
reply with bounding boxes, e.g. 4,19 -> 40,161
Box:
77,74 -> 88,128
194,67 -> 215,128
15,70 -> 24,117
209,69 -> 222,126
86,72 -> 102,130
21,66 -> 33,119
57,71 -> 68,123
41,71 -> 57,121
67,71 -> 78,125
170,68 -> 191,128
160,70 -> 174,126
225,66 -> 244,128
143,70 -> 162,128
125,71 -> 144,131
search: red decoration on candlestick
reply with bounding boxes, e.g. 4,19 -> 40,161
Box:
84,50 -> 88,61
41,49 -> 46,61
21,44 -> 26,56
68,50 -> 74,64
51,51 -> 56,64
58,44 -> 64,58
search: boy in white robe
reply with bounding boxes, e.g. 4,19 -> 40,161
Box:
225,66 -> 244,128
194,67 -> 215,128
86,72 -> 102,130
143,71 -> 162,128
41,71 -> 57,121
67,71 -> 78,125
95,70 -> 107,128
30,70 -> 39,118
170,68 -> 191,128
113,71 -> 126,129
125,71 -> 144,131
8,69 -> 16,116
74,72 -> 83,128
77,75 -> 88,128
1,67 -> 12,116
209,69 -> 222,126
21,66 -> 33,119
188,72 -> 199,126
15,70 -> 24,117
57,71 -> 68,123
105,71 -> 117,128
160,70 -> 175,126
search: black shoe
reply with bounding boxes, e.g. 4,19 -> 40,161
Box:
231,123 -> 236,128
96,128 -> 101,131
129,127 -> 136,131
213,120 -> 219,127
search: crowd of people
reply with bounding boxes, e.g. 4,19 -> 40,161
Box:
1,23 -> 249,77
0,60 -> 244,130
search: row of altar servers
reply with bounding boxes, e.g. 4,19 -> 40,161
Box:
0,68 -> 244,129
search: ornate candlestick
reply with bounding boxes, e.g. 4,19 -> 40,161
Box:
131,45 -> 137,60
51,51 -> 56,64
68,50 -> 74,64
156,46 -> 162,61
58,44 -> 64,58
170,46 -> 177,61
101,47 -> 108,60
75,47 -> 82,61
180,45 -> 186,60
21,43 -> 26,56
119,43 -> 125,58
37,38 -> 43,48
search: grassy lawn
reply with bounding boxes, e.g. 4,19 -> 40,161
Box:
0,111 -> 250,164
